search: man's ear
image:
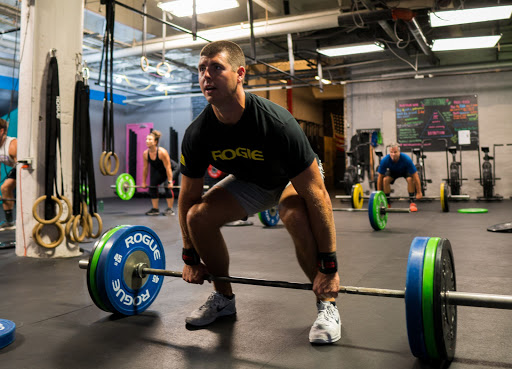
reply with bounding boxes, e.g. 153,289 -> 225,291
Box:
237,66 -> 246,83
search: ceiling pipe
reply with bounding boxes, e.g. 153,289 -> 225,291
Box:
406,18 -> 438,65
85,9 -> 341,63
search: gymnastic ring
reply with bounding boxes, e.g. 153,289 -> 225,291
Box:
32,195 -> 63,225
33,222 -> 65,249
87,213 -> 103,239
72,214 -> 88,243
65,215 -> 76,242
99,151 -> 107,176
156,61 -> 171,77
58,195 -> 72,224
140,56 -> 149,72
103,151 -> 119,176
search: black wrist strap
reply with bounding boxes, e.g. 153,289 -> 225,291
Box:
182,248 -> 200,265
317,252 -> 338,274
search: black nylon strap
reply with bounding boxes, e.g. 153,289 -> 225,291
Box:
44,56 -> 60,220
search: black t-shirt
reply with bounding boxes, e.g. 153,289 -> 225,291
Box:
180,92 -> 316,189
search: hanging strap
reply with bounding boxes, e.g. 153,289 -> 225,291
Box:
44,54 -> 63,220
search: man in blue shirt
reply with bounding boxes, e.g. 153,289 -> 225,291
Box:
376,143 -> 422,211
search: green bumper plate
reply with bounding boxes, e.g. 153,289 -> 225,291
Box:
457,208 -> 488,214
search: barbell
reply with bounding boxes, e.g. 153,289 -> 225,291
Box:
336,183 -> 469,212
78,225 -> 512,362
111,173 -> 209,200
333,191 -> 410,231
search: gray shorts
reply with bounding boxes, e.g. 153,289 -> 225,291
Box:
214,175 -> 287,216
214,160 -> 324,216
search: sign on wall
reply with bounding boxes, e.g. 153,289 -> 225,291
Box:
396,95 -> 479,151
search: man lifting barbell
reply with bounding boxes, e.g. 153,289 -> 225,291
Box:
178,40 -> 341,344
0,118 -> 16,231
142,130 -> 178,216
377,143 -> 422,212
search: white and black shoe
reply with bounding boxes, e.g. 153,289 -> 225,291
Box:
309,301 -> 341,344
186,291 -> 236,326
145,208 -> 160,216
0,221 -> 15,231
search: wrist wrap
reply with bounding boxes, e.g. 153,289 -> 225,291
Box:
317,252 -> 338,274
182,248 -> 200,265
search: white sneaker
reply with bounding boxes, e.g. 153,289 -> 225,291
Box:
309,301 -> 341,344
186,291 -> 236,326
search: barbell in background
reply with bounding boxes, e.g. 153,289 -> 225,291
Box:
333,190 -> 410,231
111,173 -> 209,200
336,183 -> 470,212
78,225 -> 512,362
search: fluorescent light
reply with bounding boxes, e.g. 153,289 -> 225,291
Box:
429,5 -> 512,27
432,35 -> 502,51
316,42 -> 385,57
315,76 -> 332,84
157,0 -> 239,17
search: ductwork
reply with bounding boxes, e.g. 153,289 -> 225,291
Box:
86,9 -> 341,63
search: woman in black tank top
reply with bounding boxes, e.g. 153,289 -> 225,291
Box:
142,130 -> 175,216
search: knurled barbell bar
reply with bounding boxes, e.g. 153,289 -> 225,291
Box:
333,191 -> 410,231
112,173 -> 209,200
78,225 -> 512,362
336,183 -> 469,212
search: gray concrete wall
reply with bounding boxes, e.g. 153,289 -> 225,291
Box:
345,71 -> 512,199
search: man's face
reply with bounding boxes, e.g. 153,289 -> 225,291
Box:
389,147 -> 400,162
198,52 -> 241,105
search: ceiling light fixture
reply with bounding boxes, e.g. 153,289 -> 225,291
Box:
315,76 -> 332,84
429,5 -> 512,27
316,42 -> 385,57
157,0 -> 240,17
431,35 -> 502,51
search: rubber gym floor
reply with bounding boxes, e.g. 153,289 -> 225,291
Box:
1,195 -> 511,369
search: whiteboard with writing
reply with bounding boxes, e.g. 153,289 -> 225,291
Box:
395,95 -> 479,151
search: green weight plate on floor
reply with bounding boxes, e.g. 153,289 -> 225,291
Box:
440,182 -> 449,213
422,237 -> 441,359
457,208 -> 488,214
368,191 -> 388,231
87,225 -> 129,313
115,173 -> 136,200
351,183 -> 364,209
433,238 -> 457,361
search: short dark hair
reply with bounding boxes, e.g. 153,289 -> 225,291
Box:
200,41 -> 246,72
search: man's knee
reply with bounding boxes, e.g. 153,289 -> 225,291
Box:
279,196 -> 308,226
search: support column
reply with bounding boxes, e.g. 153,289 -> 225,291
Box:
17,0 -> 84,257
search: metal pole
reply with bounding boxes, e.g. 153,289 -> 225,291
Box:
142,267 -> 406,298
444,291 -> 512,310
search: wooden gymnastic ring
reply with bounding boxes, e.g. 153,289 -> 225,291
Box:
87,213 -> 103,239
99,151 -> 107,176
58,195 -> 72,224
103,151 -> 119,176
65,215 -> 77,242
32,222 -> 65,249
32,195 -> 63,225
156,61 -> 171,76
140,56 -> 149,72
72,214 -> 88,243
